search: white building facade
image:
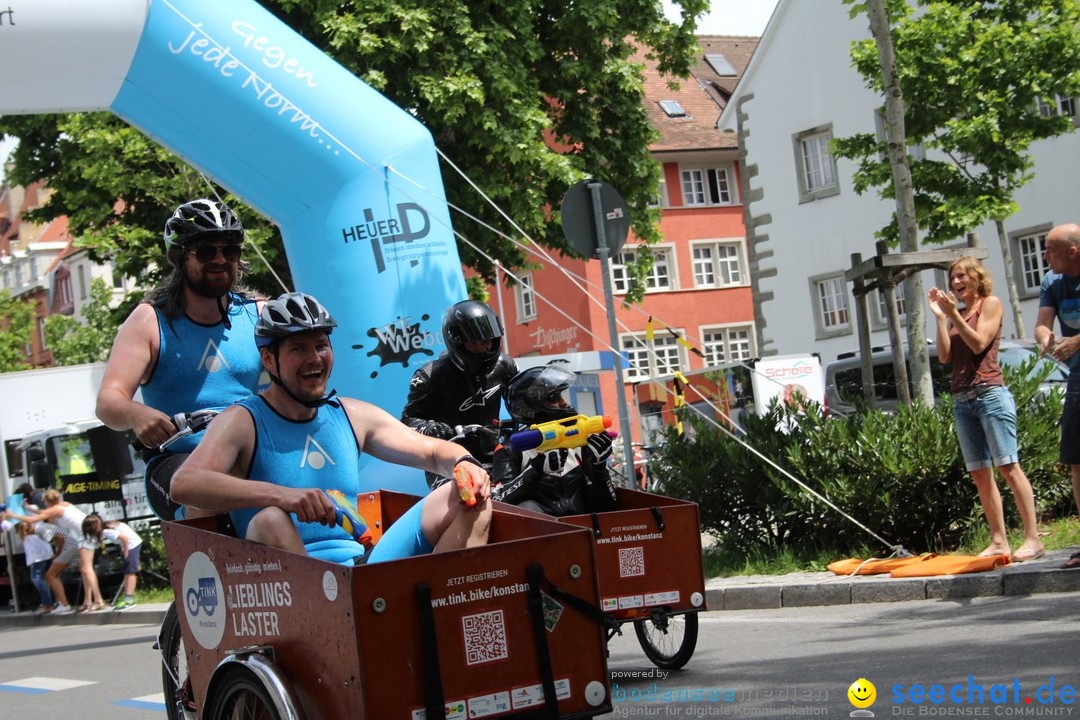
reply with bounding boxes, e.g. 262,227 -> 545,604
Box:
719,0 -> 1079,363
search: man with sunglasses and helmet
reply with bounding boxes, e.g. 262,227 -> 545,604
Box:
490,364 -> 618,516
96,199 -> 265,520
401,299 -> 518,486
171,292 -> 491,564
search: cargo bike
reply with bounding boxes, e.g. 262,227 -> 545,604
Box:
560,487 -> 706,670
159,490 -> 614,720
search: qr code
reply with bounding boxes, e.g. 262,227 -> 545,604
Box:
462,609 -> 509,666
618,546 -> 646,577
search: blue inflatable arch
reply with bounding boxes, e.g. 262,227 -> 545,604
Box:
0,0 -> 469,494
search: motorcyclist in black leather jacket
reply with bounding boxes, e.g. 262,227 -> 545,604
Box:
401,300 -> 518,487
491,364 -> 618,516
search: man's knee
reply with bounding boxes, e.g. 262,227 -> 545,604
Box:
456,497 -> 492,540
246,507 -> 299,548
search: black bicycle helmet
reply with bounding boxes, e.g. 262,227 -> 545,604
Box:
443,300 -> 505,375
255,292 -> 337,348
504,365 -> 578,424
164,199 -> 244,250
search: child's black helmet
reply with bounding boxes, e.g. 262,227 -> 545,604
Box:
504,365 -> 578,424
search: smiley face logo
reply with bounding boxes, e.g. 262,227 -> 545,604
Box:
848,678 -> 876,709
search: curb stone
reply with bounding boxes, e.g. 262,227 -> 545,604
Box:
703,546 -> 1080,612
4,548 -> 1079,625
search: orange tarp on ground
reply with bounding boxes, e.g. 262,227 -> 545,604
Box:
827,554 -> 936,575
890,553 -> 1011,577
828,553 -> 1010,577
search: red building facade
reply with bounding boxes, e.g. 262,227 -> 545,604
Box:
483,37 -> 759,450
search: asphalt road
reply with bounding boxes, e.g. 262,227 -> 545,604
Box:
1,591 -> 1077,719
602,591 -> 1080,718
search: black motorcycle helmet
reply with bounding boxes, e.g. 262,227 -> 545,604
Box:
442,300 -> 504,376
504,365 -> 578,425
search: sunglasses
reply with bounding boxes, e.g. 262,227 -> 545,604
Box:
191,244 -> 242,263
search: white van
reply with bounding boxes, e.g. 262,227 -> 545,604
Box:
823,340 -> 1068,415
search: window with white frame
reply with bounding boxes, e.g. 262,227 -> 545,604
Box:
648,178 -> 668,209
611,246 -> 674,294
515,272 -> 537,322
680,166 -> 735,207
811,274 -> 851,338
59,273 -> 73,310
692,241 -> 744,288
1011,226 -> 1051,296
621,332 -> 684,381
793,125 -> 839,203
703,325 -> 755,366
1038,94 -> 1078,118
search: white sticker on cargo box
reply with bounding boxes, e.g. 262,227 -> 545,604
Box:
511,678 -> 572,709
410,699 -> 465,720
618,594 -> 645,609
602,597 -> 619,612
645,591 -> 680,606
468,691 -> 511,717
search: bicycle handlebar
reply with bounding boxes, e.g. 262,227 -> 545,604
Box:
159,409 -> 220,452
446,423 -> 500,445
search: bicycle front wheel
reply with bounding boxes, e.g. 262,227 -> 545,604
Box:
633,611 -> 699,670
160,600 -> 193,720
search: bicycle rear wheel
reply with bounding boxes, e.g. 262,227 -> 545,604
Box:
633,611 -> 698,670
203,666 -> 282,720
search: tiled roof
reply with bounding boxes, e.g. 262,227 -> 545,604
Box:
639,36 -> 759,152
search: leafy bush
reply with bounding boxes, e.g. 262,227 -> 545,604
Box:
649,357 -> 1070,556
138,525 -> 172,589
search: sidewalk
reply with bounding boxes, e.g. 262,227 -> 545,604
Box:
704,546 -> 1080,611
3,547 -> 1078,627
0,601 -> 172,627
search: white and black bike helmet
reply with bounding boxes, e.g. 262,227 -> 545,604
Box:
255,292 -> 338,348
163,198 -> 244,251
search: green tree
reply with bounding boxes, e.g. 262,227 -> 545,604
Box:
0,289 -> 34,372
833,0 -> 1080,336
0,0 -> 707,302
43,277 -> 121,366
0,113 -> 290,300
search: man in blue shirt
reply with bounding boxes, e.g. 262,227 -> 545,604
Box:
1035,222 -> 1080,569
171,292 -> 491,563
96,199 -> 265,520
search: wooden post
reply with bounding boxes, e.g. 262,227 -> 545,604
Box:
851,253 -> 876,409
877,241 -> 912,407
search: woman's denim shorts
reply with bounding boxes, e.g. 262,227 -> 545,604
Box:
952,385 -> 1019,471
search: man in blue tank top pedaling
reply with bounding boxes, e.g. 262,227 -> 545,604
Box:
96,199 -> 266,521
171,292 -> 492,564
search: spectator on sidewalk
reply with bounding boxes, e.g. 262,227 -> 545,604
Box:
14,521 -> 56,613
82,514 -> 143,610
1034,222 -> 1080,570
929,257 -> 1044,563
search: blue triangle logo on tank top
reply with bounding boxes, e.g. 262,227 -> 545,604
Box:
196,339 -> 233,373
300,435 -> 336,470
